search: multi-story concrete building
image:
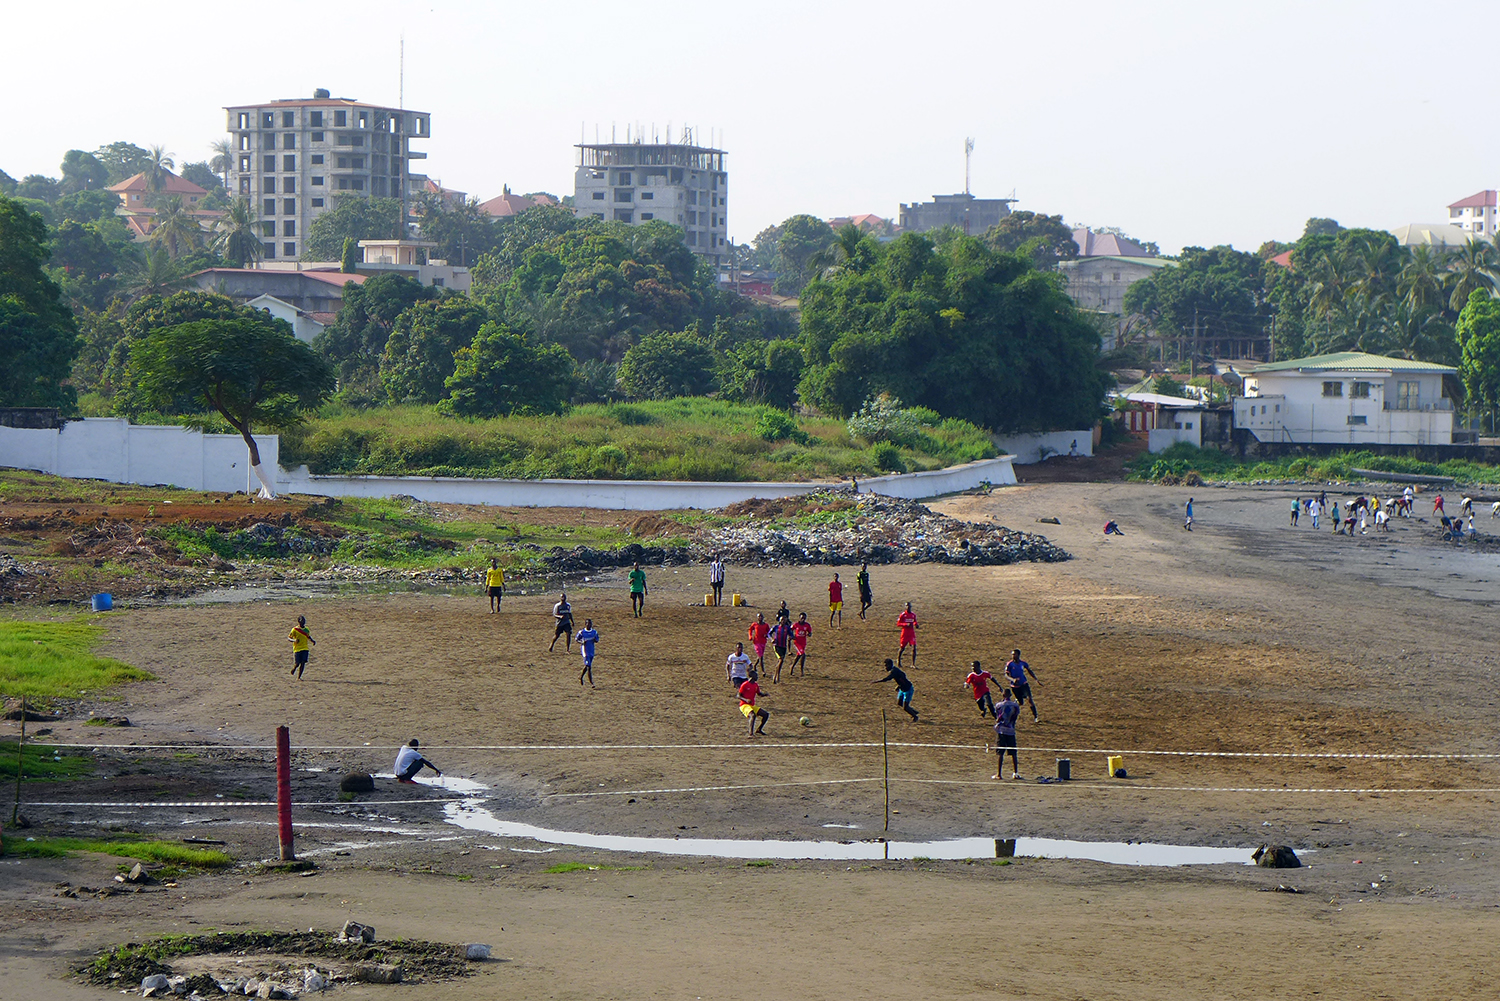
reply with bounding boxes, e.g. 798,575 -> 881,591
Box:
224,92 -> 431,261
1447,190 -> 1497,235
573,141 -> 728,269
898,193 -> 1014,235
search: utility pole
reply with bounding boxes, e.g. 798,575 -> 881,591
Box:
962,138 -> 975,236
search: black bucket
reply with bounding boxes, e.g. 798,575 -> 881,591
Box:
1056,758 -> 1071,781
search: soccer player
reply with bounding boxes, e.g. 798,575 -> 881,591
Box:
965,660 -> 995,718
828,573 -> 844,628
896,603 -> 918,667
748,613 -> 770,672
709,556 -> 726,607
288,616 -> 315,679
549,593 -> 574,652
1289,498 -> 1299,527
394,738 -> 442,784
628,562 -> 648,617
739,669 -> 769,736
770,617 -> 791,683
1184,497 -> 1194,531
575,618 -> 599,687
486,557 -> 505,612
993,689 -> 1021,779
874,658 -> 918,721
856,563 -> 873,619
790,612 -> 812,677
1004,648 -> 1042,722
727,642 -> 752,689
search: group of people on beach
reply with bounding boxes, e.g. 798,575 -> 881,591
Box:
1289,486 -> 1490,538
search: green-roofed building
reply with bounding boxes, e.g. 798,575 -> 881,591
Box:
1236,352 -> 1456,445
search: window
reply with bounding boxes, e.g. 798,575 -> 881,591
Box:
239,177 -> 251,194
237,112 -> 251,129
264,242 -> 276,258
311,197 -> 324,207
591,191 -> 605,200
283,220 -> 296,236
687,231 -> 698,246
311,154 -> 324,165
283,133 -> 296,149
432,277 -> 444,287
310,111 -> 323,127
334,110 -> 347,127
283,198 -> 296,214
688,210 -> 698,225
283,154 -> 296,171
351,135 -> 365,147
264,134 -> 276,151
284,242 -> 296,257
1397,380 -> 1419,409
351,178 -> 364,191
640,212 -> 654,220
1350,381 -> 1371,398
617,171 -> 632,185
338,179 -> 349,190
1112,272 -> 1121,281
1322,381 -> 1343,397
337,157 -> 348,169
261,221 -> 276,236
262,112 -> 275,128
1347,415 -> 1368,425
350,156 -> 364,169
687,191 -> 698,205
263,154 -> 276,172
615,188 -> 633,202
239,155 -> 251,172
614,209 -> 632,223
311,131 -> 324,142
640,191 -> 654,200
263,198 -> 276,215
282,111 -> 295,128
263,176 -> 276,194
358,111 -> 368,129
238,133 -> 250,151
1274,404 -> 1280,413
312,176 -> 324,186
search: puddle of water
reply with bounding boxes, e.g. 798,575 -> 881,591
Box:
821,823 -> 862,829
373,773 -> 489,795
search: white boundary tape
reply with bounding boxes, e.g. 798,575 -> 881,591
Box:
24,798 -> 469,808
549,777 -> 1500,798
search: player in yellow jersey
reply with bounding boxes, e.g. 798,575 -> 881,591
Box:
288,615 -> 315,679
486,557 -> 506,613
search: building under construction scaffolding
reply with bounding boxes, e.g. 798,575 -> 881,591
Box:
574,139 -> 729,269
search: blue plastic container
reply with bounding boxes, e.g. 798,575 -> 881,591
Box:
90,593 -> 113,612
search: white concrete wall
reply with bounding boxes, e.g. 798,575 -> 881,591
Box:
991,430 -> 1094,465
274,455 -> 1017,510
0,419 -> 277,494
1242,370 -> 1454,444
1148,427 -> 1201,452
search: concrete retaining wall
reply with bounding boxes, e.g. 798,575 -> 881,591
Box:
0,418 -> 278,494
1149,427 -> 1202,452
992,430 -> 1093,464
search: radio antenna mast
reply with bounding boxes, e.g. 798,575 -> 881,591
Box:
964,137 -> 975,196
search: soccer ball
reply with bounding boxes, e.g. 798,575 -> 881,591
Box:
799,716 -> 812,727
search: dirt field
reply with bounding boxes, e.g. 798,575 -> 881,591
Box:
5,481 -> 1500,999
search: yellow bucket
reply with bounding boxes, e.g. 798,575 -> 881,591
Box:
732,593 -> 744,607
1106,754 -> 1124,778
704,593 -> 715,606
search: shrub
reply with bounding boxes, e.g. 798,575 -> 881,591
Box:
870,441 -> 905,472
755,409 -> 808,443
846,394 -> 924,444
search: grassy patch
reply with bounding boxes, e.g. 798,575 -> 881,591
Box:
745,860 -> 774,867
541,861 -> 646,873
1,834 -> 231,867
0,741 -> 96,781
1130,443 -> 1500,486
0,619 -> 154,700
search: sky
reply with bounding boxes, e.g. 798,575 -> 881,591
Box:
5,0 -> 1495,255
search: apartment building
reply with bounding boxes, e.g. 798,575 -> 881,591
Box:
224,92 -> 431,260
1447,190 -> 1497,235
573,140 -> 728,269
898,193 -> 1015,235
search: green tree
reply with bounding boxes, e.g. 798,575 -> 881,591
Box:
213,196 -> 263,268
71,304 -> 128,395
981,211 -> 1079,270
93,142 -> 152,184
180,161 -> 223,193
1446,238 -> 1498,312
1152,374 -> 1188,397
107,291 -> 249,411
718,337 -> 804,408
59,150 -> 110,195
314,273 -> 436,399
49,220 -> 122,310
380,298 -> 489,403
0,197 -> 80,409
340,236 -> 358,273
143,145 -> 175,199
208,139 -> 233,191
616,329 -> 718,399
303,196 -> 402,260
772,214 -> 836,295
1458,289 -> 1500,429
1303,217 -> 1343,239
129,315 -> 334,496
53,189 -> 122,227
150,196 -> 201,258
16,175 -> 61,202
440,323 -> 575,417
0,169 -> 15,195
118,246 -> 190,304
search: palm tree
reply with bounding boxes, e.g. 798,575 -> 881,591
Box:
150,196 -> 201,258
121,246 -> 189,302
208,138 -> 233,191
1397,245 -> 1450,314
213,196 -> 263,268
143,144 -> 175,200
1381,302 -> 1456,364
1304,251 -> 1349,353
1347,234 -> 1401,311
1446,238 -> 1498,312
807,224 -> 869,278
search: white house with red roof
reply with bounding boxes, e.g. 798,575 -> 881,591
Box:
1447,190 -> 1497,235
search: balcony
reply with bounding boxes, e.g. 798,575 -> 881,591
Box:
1382,399 -> 1453,412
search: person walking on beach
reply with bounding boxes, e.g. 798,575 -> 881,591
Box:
1290,498 -> 1299,527
896,602 -> 919,667
575,618 -> 599,687
394,738 -> 442,784
790,612 -> 812,677
1330,499 -> 1341,533
829,573 -> 844,628
748,613 -> 770,672
1184,497 -> 1194,531
739,669 -> 769,736
486,557 -> 505,613
549,593 -> 574,652
874,658 -> 919,721
1308,497 -> 1321,530
1403,485 -> 1415,516
1434,493 -> 1445,517
993,689 -> 1021,780
727,642 -> 752,689
628,562 -> 648,618
856,563 -> 873,619
965,660 -> 996,718
288,615 -> 315,679
1004,649 -> 1042,722
709,556 -> 726,607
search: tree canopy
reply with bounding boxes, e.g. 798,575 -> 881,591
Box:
315,273 -> 438,401
303,196 -> 404,260
981,211 -> 1078,270
440,323 -> 575,418
1458,289 -> 1500,425
379,297 -> 489,404
0,197 -> 79,409
617,330 -> 718,400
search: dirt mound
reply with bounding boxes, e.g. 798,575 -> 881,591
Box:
629,514 -> 690,537
721,495 -> 856,519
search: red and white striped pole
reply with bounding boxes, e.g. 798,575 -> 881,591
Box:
276,725 -> 294,861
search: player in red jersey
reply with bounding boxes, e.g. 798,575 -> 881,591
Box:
790,612 -> 812,677
739,670 -> 769,736
747,613 -> 771,672
896,602 -> 918,667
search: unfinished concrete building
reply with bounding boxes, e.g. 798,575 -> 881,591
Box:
898,193 -> 1015,235
573,139 -> 728,269
224,93 -> 431,261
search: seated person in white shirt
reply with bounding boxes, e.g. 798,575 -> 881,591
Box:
394,738 -> 442,784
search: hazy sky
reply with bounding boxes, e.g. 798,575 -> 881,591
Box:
5,1 -> 1492,254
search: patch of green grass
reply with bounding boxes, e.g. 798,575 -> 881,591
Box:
745,860 -> 774,867
1,835 -> 231,868
0,741 -> 96,781
992,859 -> 1013,866
1129,443 -> 1500,486
541,861 -> 645,873
0,619 -> 154,700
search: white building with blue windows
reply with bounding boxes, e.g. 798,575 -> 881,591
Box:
1234,352 -> 1456,445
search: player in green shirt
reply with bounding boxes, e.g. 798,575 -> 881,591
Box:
628,562 -> 648,617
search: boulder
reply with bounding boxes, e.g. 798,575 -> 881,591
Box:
339,919 -> 376,943
124,862 -> 157,885
463,944 -> 492,960
1252,844 -> 1302,868
339,772 -> 375,793
350,962 -> 403,984
302,969 -> 328,992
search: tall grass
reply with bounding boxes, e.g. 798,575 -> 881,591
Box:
0,619 -> 154,700
1133,444 -> 1500,485
280,400 -> 997,482
0,835 -> 231,867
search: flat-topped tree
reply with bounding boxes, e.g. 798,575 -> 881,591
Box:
129,315 -> 334,497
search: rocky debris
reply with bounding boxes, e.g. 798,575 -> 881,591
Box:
534,542 -> 692,575
350,962 -> 403,984
1252,844 -> 1302,868
3,702 -> 61,722
119,863 -> 158,885
338,920 -> 375,944
302,969 -> 329,993
339,772 -> 375,793
140,974 -> 170,995
88,713 -> 133,726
